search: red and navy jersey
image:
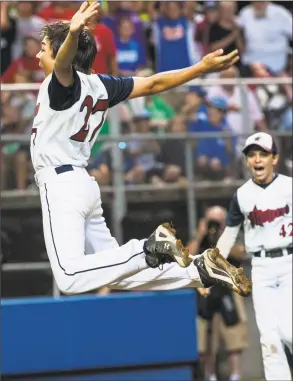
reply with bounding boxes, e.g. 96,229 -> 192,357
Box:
30,69 -> 133,171
226,174 -> 292,253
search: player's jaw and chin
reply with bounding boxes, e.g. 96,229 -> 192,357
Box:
252,167 -> 272,184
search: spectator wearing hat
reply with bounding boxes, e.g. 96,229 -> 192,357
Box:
207,66 -> 267,156
180,86 -> 207,122
192,96 -> 235,180
153,115 -> 188,186
124,111 -> 161,184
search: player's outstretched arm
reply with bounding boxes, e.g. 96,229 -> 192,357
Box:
216,192 -> 244,259
54,1 -> 99,87
216,225 -> 241,259
128,49 -> 239,99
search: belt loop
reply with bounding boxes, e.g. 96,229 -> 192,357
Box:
34,174 -> 39,187
261,249 -> 266,258
283,248 -> 288,256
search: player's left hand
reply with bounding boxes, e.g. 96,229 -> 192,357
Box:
70,1 -> 99,36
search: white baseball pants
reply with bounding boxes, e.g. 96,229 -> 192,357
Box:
252,254 -> 292,380
35,166 -> 201,294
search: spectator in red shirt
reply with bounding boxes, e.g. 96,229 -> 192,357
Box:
1,36 -> 45,83
88,12 -> 118,75
37,1 -> 76,22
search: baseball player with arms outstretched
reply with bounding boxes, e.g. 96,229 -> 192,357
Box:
31,2 -> 252,297
216,132 -> 292,380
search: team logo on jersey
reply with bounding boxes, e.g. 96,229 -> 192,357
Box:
248,205 -> 290,227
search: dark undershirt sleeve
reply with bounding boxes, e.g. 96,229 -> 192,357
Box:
208,24 -> 221,44
48,68 -> 81,111
226,192 -> 245,227
97,74 -> 134,108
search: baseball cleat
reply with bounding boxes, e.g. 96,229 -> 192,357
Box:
194,248 -> 252,297
144,223 -> 192,268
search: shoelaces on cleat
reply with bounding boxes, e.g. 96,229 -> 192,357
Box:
176,240 -> 189,255
161,254 -> 172,264
162,222 -> 176,236
156,254 -> 173,270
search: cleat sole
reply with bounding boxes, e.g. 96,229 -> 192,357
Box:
207,248 -> 252,297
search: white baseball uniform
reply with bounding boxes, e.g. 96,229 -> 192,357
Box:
30,69 -> 201,294
217,173 -> 292,380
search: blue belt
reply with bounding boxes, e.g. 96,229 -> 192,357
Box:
55,165 -> 74,175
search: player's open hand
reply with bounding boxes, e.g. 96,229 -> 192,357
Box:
70,1 -> 99,36
200,49 -> 240,73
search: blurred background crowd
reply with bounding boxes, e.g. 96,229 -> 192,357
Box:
0,2 -> 292,380
1,0 -> 292,190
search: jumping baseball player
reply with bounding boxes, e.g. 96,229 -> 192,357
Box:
31,2 -> 252,297
216,132 -> 292,380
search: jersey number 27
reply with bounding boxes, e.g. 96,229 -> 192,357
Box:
70,95 -> 109,143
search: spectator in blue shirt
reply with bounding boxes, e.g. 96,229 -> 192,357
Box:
181,85 -> 208,123
116,17 -> 146,76
192,96 -> 235,180
104,2 -> 147,65
124,111 -> 161,184
153,1 -> 199,72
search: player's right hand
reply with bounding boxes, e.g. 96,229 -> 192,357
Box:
200,49 -> 240,73
69,1 -> 99,36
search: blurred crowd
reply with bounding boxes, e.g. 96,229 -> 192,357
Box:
1,1 -> 292,190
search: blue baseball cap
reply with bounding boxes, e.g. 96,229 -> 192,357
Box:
133,109 -> 151,120
188,86 -> 207,97
208,96 -> 228,111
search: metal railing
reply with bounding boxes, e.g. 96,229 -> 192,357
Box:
1,77 -> 292,298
